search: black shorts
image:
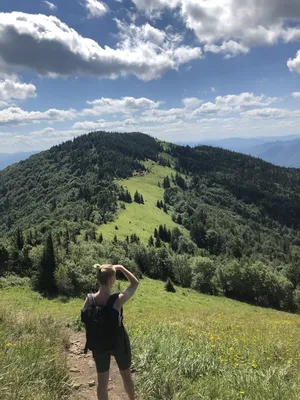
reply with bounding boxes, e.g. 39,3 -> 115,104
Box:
92,329 -> 131,373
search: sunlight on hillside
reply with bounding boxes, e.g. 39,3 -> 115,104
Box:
99,161 -> 187,242
1,279 -> 300,399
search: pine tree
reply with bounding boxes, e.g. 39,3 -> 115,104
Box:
15,228 -> 24,251
155,236 -> 161,248
177,214 -> 183,225
163,203 -> 168,213
163,176 -> 170,189
98,233 -> 103,243
148,236 -> 154,247
113,235 -> 118,244
157,200 -> 161,208
154,228 -> 158,238
134,190 -> 141,204
91,227 -> 96,241
140,195 -> 144,205
126,190 -> 132,203
38,232 -> 57,295
165,278 -> 176,293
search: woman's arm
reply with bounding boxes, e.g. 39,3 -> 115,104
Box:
114,265 -> 139,307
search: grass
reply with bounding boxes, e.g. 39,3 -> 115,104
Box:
99,161 -> 187,243
0,279 -> 300,399
0,300 -> 71,400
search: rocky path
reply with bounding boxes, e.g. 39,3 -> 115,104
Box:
67,331 -> 129,400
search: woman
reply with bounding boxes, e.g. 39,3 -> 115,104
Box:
82,264 -> 139,400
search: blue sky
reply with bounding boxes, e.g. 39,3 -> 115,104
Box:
1,0 -> 300,152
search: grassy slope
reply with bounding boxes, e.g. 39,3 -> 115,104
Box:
0,299 -> 70,400
99,161 -> 187,243
1,280 -> 300,399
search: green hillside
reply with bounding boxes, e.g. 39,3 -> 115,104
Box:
0,131 -> 300,314
99,161 -> 188,242
0,279 -> 299,399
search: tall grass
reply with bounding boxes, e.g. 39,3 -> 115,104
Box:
0,280 -> 299,399
0,305 -> 71,400
131,326 -> 300,400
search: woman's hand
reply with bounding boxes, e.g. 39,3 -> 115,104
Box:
114,264 -> 124,271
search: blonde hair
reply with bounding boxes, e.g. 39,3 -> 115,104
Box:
94,264 -> 116,285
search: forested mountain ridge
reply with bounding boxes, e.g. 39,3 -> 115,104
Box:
0,131 -> 300,313
0,132 -> 161,233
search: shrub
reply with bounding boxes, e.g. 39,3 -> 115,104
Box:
165,277 -> 176,293
0,274 -> 30,289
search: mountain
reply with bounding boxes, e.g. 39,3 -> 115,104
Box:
0,152 -> 38,170
178,136 -> 300,168
0,131 -> 299,313
241,139 -> 300,168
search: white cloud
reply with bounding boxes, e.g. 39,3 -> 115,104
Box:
132,0 -> 300,57
215,93 -> 278,111
84,0 -> 108,18
0,107 -> 76,126
183,97 -> 203,109
241,108 -> 300,119
0,79 -> 36,101
191,93 -> 278,117
0,12 -> 202,81
288,50 -> 300,73
43,1 -> 57,11
83,96 -> 161,116
292,92 -> 300,98
132,0 -> 180,11
204,41 -> 249,58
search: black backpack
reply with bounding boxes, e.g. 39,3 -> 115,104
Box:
81,293 -> 123,353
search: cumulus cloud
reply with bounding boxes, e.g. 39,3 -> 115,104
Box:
43,1 -> 57,11
292,92 -> 300,98
204,41 -> 249,58
191,93 -> 278,117
82,96 -> 161,116
183,97 -> 203,109
241,108 -> 300,119
0,12 -> 202,81
0,79 -> 36,101
84,0 -> 108,18
288,50 -> 300,73
132,0 -> 300,57
0,107 -> 76,126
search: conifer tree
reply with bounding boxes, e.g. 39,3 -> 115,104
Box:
38,232 -> 57,295
15,228 -> 24,251
148,236 -> 154,247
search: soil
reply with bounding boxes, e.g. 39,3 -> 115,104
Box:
67,331 -> 130,400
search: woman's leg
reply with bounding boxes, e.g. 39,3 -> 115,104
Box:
120,368 -> 135,400
97,371 -> 110,400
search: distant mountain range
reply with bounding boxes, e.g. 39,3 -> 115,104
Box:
177,135 -> 300,168
0,152 -> 38,170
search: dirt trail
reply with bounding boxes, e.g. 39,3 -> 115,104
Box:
67,331 -> 128,400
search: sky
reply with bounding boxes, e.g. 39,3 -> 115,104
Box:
1,0 -> 300,152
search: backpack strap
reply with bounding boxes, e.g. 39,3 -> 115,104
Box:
87,293 -> 96,307
83,294 -> 95,355
105,293 -> 120,309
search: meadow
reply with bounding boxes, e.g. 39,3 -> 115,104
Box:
0,278 -> 299,399
98,161 -> 188,243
